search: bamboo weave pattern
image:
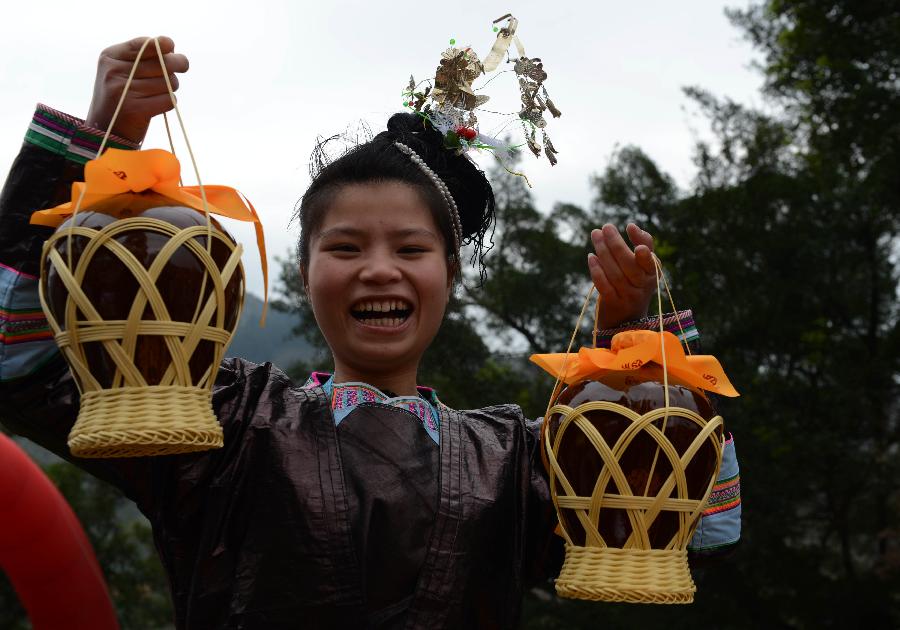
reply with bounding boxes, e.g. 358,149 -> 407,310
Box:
39,216 -> 244,458
545,399 -> 724,603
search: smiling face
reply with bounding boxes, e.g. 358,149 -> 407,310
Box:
303,181 -> 453,391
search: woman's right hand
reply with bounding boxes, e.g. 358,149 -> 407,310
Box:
85,36 -> 189,144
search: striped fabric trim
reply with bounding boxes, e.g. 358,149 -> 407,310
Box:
689,539 -> 738,552
688,435 -> 741,551
25,104 -> 139,165
0,314 -> 54,343
0,267 -> 52,344
0,264 -> 59,382
706,434 -> 740,516
703,473 -> 741,515
596,309 -> 699,349
0,261 -> 37,281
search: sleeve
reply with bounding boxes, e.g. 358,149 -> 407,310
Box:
688,434 -> 741,556
594,309 -> 700,349
523,417 -> 565,584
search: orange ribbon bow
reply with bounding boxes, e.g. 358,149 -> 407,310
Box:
30,148 -> 268,320
530,330 -> 739,397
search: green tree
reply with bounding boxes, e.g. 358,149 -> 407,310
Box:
584,2 -> 900,626
462,160 -> 596,356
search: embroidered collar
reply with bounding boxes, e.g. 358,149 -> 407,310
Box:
302,372 -> 441,444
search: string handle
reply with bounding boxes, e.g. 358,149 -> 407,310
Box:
67,37 -> 213,270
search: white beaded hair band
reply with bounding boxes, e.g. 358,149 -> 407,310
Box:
393,141 -> 463,253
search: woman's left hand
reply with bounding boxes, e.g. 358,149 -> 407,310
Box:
588,223 -> 658,329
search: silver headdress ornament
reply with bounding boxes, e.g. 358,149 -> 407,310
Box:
401,14 -> 562,171
394,13 -> 560,266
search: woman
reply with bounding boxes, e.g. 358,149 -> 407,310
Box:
0,37 -> 739,629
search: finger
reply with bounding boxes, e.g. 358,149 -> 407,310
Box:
599,224 -> 647,288
626,224 -> 657,274
588,253 -> 620,299
591,228 -> 631,292
626,223 -> 654,251
112,74 -> 180,98
104,36 -> 176,62
101,37 -> 152,62
634,245 -> 656,275
127,93 -> 178,117
154,36 -> 176,55
108,53 -> 189,79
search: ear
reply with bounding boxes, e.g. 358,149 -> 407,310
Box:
299,264 -> 310,297
446,259 -> 459,297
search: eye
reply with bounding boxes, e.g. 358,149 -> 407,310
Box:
398,246 -> 428,255
327,243 -> 360,253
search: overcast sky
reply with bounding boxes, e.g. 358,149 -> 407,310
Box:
0,0 -> 764,299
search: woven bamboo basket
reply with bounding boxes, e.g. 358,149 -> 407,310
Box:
38,194 -> 244,458
543,353 -> 724,604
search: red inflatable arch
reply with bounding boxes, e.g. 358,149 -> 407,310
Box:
0,433 -> 118,629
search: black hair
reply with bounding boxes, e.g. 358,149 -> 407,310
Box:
294,112 -> 495,282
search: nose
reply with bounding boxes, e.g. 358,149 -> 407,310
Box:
357,249 -> 402,284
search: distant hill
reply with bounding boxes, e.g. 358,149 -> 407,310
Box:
226,292 -> 315,372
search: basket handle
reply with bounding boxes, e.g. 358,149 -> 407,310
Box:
66,37 -> 215,277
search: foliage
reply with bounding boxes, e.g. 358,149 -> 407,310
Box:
580,1 -> 900,626
459,155 -> 593,356
270,252 -> 334,382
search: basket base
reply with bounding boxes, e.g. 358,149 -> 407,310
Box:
68,385 -> 223,458
555,544 -> 696,604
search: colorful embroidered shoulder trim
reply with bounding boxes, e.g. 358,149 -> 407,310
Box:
703,472 -> 741,515
688,434 -> 741,551
25,104 -> 139,165
303,372 -> 442,444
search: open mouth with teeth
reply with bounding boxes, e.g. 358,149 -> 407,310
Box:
350,299 -> 414,328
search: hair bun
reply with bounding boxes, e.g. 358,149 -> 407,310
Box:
385,112 -> 426,134
383,113 -> 494,249
384,113 -> 444,152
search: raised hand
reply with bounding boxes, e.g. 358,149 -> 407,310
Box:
587,223 -> 658,329
85,36 -> 189,144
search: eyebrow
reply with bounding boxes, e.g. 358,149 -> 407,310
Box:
315,226 -> 440,241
